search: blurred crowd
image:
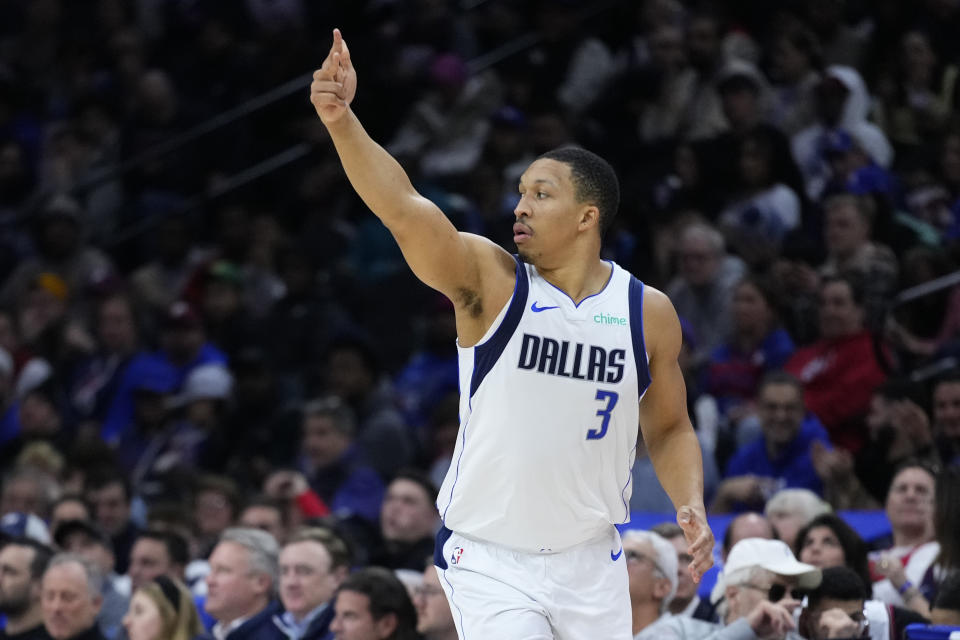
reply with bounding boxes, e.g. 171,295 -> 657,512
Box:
3,0 -> 960,638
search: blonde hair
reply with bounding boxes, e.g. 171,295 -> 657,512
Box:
138,578 -> 203,640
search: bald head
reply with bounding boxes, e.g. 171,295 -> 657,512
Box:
723,513 -> 775,561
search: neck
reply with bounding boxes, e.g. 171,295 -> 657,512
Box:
4,606 -> 44,634
632,600 -> 662,635
894,525 -> 931,548
425,629 -> 460,640
734,327 -> 764,352
534,256 -> 610,306
765,438 -> 788,460
668,595 -> 693,615
219,599 -> 268,628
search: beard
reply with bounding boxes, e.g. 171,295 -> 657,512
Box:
0,589 -> 31,616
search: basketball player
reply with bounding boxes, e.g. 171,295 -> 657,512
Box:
311,29 -> 714,640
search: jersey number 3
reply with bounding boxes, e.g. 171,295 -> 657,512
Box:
586,389 -> 619,440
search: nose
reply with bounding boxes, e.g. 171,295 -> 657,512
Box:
514,195 -> 530,218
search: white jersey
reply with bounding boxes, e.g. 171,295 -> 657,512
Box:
437,257 -> 651,552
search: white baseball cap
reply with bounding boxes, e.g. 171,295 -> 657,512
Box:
723,538 -> 822,590
174,364 -> 233,407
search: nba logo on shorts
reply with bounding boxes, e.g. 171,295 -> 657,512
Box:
451,546 -> 464,565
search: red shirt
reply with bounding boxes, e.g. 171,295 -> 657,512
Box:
784,330 -> 887,452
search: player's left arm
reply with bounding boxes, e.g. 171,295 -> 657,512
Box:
638,286 -> 715,582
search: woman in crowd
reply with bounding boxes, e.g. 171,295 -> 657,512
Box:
703,275 -> 795,457
796,512 -> 931,637
122,576 -> 203,640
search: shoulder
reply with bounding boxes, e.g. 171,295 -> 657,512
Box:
640,286 -> 682,352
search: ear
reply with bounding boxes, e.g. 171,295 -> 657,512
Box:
375,612 -> 398,639
253,573 -> 272,597
91,593 -> 104,616
578,205 -> 600,231
724,585 -> 738,603
333,565 -> 349,586
653,577 -> 672,600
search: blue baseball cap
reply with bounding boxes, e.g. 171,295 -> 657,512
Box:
0,512 -> 52,544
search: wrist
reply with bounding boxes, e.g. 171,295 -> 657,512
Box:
897,580 -> 914,595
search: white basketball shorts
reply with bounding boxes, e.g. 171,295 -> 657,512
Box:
433,525 -> 632,640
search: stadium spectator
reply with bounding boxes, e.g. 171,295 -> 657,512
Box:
873,464 -> 939,611
369,471 -> 438,573
238,498 -> 287,548
322,337 -> 412,480
1,469 -> 58,522
329,567 -> 419,640
818,194 -> 898,323
791,66 -> 893,201
53,520 -> 129,640
703,274 -> 796,433
797,566 -> 869,640
638,537 -> 819,640
785,274 -> 887,452
722,512 -> 776,563
48,496 -> 90,537
413,563 -> 457,640
651,522 -> 714,621
296,397 -> 384,529
715,372 -> 832,512
795,513 -> 931,638
666,222 -> 746,368
121,576 -> 203,640
274,528 -> 350,640
622,530 -> 677,636
768,24 -> 822,136
41,554 -> 106,640
763,489 -> 830,549
83,472 -> 139,575
192,476 -> 241,558
0,537 -> 54,639
127,530 -> 189,591
202,528 -> 283,640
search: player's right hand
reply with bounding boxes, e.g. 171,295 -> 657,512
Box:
311,28 -> 357,124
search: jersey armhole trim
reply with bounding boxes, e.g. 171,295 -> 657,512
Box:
628,276 -> 652,397
469,256 -> 529,397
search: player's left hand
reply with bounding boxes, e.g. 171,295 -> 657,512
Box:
677,504 -> 714,583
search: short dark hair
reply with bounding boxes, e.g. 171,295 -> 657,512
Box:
650,522 -> 684,541
538,146 -> 620,238
821,272 -> 867,309
302,396 -> 356,437
287,527 -> 351,570
241,495 -> 288,528
336,567 -> 418,640
391,468 -> 438,504
757,370 -> 804,397
794,514 -> 870,589
934,571 -> 960,611
135,529 -> 189,567
806,566 -> 869,610
84,468 -> 131,503
2,537 -> 55,580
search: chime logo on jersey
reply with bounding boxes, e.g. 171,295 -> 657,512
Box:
517,333 -> 625,383
450,546 -> 464,565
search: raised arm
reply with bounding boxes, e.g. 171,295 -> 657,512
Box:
310,30 -> 513,321
638,286 -> 714,582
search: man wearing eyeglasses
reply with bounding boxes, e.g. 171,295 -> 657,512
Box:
413,565 -> 456,640
621,531 -> 678,636
639,538 -> 821,639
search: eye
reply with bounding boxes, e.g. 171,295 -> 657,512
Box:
536,192 -> 547,199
